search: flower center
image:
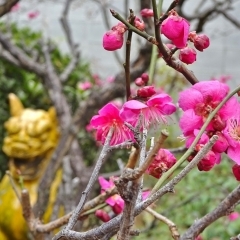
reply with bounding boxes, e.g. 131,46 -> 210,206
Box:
228,119 -> 240,142
195,99 -> 220,118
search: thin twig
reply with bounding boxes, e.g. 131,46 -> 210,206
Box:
52,135 -> 218,240
64,127 -> 114,231
146,207 -> 180,240
124,9 -> 135,100
180,184 -> 240,239
60,0 -> 80,82
118,129 -> 168,182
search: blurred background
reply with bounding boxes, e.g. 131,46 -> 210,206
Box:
0,0 -> 240,239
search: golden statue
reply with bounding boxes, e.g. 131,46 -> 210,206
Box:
0,93 -> 61,240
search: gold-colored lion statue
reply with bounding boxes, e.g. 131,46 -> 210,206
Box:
0,93 -> 60,240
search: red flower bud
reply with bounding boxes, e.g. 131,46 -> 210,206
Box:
141,73 -> 149,84
137,86 -> 156,98
179,47 -> 197,64
193,34 -> 210,52
197,150 -> 216,171
140,8 -> 154,18
212,115 -> 226,131
112,203 -> 123,215
232,164 -> 240,181
135,77 -> 145,86
95,209 -> 111,222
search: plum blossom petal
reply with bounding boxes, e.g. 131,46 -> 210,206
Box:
223,106 -> 240,164
90,103 -> 134,145
178,88 -> 203,111
120,93 -> 176,128
98,176 -> 124,214
179,109 -> 203,136
193,81 -> 229,102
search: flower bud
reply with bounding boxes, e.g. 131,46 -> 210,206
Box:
134,17 -> 145,31
228,212 -> 240,221
232,164 -> 240,181
212,132 -> 229,153
179,47 -> 197,64
137,86 -> 156,98
146,149 -> 176,179
135,77 -> 145,86
197,150 -> 216,171
95,209 -> 111,222
212,115 -> 226,131
112,203 -> 123,215
193,34 -> 210,52
112,22 -> 127,34
141,73 -> 149,84
161,10 -> 190,48
140,8 -> 154,18
103,30 -> 124,51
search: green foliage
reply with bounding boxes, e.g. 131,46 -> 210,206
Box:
0,23 -> 93,176
133,158 -> 240,240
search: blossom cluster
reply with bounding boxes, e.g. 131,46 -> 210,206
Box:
102,9 -> 210,65
89,82 -> 177,179
90,85 -> 176,146
179,80 -> 240,178
160,10 -> 209,64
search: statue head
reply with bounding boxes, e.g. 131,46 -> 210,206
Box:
2,94 -> 59,180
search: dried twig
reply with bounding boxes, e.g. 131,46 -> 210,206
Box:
64,127 -> 114,231
146,207 -> 180,240
59,0 -> 80,82
52,135 -> 218,240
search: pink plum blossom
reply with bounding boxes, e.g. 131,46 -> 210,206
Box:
120,93 -> 176,128
28,10 -> 39,19
161,11 -> 190,48
11,3 -> 20,12
106,76 -> 115,83
179,46 -> 197,64
179,81 -> 238,134
140,8 -> 154,18
213,75 -> 232,83
98,176 -> 124,214
103,30 -> 124,51
228,212 -> 240,221
142,190 -> 150,200
186,130 -> 228,162
78,81 -> 92,90
223,106 -> 240,164
146,149 -> 176,178
90,103 -> 134,145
